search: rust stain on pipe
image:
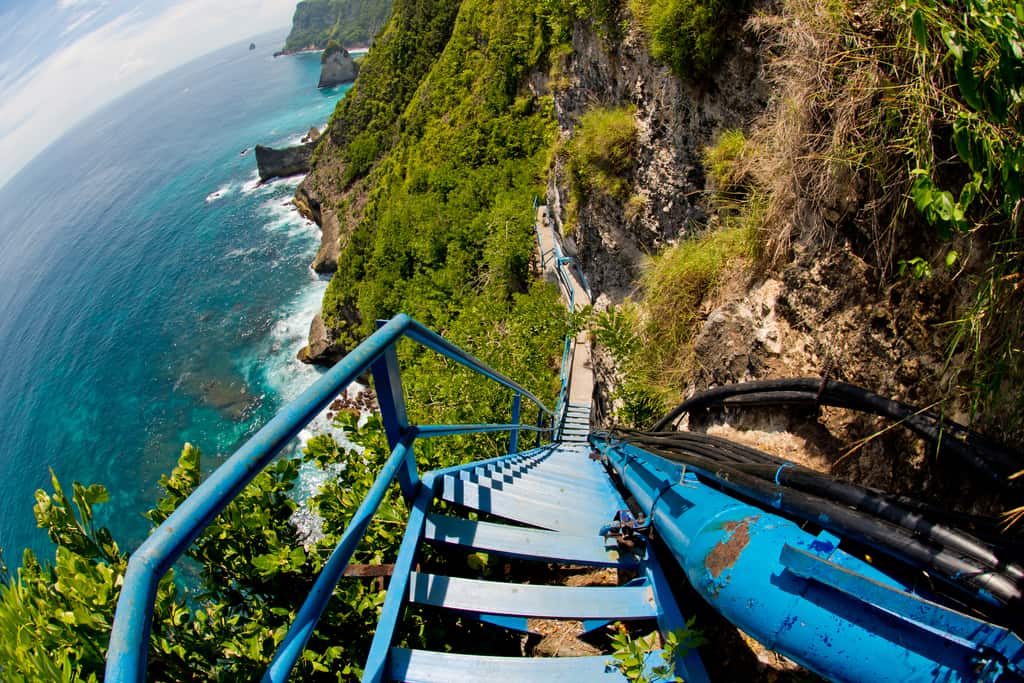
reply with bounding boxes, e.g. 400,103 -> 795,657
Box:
706,515 -> 759,578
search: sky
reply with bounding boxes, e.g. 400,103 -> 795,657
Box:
0,0 -> 298,189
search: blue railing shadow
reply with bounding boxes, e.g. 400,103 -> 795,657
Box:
105,313 -> 554,682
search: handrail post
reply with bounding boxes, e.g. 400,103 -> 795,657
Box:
535,407 -> 544,447
370,322 -> 418,503
508,393 -> 522,454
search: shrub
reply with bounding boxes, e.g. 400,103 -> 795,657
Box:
635,0 -> 742,80
568,106 -> 638,199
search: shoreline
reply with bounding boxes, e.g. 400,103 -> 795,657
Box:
275,44 -> 370,58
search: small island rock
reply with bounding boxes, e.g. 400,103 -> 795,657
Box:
318,47 -> 359,88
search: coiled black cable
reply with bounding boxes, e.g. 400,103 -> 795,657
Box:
610,427 -> 1023,622
650,378 -> 1023,485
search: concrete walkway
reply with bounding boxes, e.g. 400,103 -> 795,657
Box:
535,205 -> 594,428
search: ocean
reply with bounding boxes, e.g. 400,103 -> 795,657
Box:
0,29 -> 351,564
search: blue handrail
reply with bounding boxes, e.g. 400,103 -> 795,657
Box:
105,314 -> 554,682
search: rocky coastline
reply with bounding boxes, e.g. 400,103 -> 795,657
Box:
254,128 -> 321,182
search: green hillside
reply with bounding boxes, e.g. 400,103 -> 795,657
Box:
282,0 -> 393,50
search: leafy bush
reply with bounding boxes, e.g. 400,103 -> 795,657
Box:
635,0 -> 743,80
0,415 -> 421,681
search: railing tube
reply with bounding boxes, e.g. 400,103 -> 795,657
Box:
509,393 -> 522,454
106,314 -> 416,682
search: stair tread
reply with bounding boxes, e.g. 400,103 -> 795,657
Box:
440,476 -> 613,533
456,469 -> 615,496
388,647 -> 639,682
424,514 -> 634,567
408,572 -> 658,619
450,473 -> 614,504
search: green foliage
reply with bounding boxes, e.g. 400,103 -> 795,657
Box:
283,0 -> 394,51
322,39 -> 344,62
704,129 -> 747,195
317,0 -> 574,423
608,620 -> 708,682
635,0 -> 743,80
902,0 -> 1024,421
568,106 -> 638,200
897,256 -> 933,279
0,423 -> 395,680
0,472 -> 180,682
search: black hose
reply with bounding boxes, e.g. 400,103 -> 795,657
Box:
723,461 -> 1024,583
650,378 -> 1023,485
610,429 -> 1024,615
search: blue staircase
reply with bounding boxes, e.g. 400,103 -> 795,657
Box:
104,312 -> 1024,682
366,439 -> 709,682
103,314 -> 712,682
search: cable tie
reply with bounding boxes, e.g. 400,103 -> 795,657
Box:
774,461 -> 795,486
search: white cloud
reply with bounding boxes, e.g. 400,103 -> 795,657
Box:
61,8 -> 100,36
0,0 -> 295,188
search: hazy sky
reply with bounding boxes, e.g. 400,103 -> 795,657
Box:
0,0 -> 298,188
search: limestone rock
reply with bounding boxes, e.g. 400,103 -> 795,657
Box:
254,141 -> 317,182
319,48 -> 359,88
296,313 -> 346,366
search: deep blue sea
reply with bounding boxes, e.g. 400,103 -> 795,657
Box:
0,29 -> 352,564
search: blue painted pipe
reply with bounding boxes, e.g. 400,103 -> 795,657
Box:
593,436 -> 1023,683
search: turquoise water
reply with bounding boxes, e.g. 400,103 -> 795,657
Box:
0,30 -> 350,563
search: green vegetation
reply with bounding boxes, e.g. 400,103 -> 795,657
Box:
901,0 -> 1024,422
703,128 -> 747,196
631,0 -> 744,80
608,620 -> 708,682
321,38 -> 344,62
592,219 -> 758,426
316,0 -> 582,406
283,0 -> 393,51
0,417 -> 428,680
569,106 -> 638,200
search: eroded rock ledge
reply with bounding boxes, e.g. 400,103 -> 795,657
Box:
255,141 -> 316,182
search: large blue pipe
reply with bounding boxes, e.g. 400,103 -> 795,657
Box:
593,436 -> 1023,682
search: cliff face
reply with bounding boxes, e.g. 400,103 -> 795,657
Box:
295,0 -> 1021,474
282,0 -> 393,51
546,22 -> 769,300
254,142 -> 316,181
543,3 -> 1022,520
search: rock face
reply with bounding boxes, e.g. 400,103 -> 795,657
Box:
319,48 -> 359,88
254,142 -> 316,182
546,23 -> 770,301
296,313 -> 347,366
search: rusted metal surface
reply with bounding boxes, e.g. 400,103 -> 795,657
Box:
705,515 -> 759,578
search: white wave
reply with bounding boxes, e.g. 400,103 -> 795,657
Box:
257,198 -> 319,253
205,183 -> 234,203
223,245 -> 262,259
240,169 -> 263,194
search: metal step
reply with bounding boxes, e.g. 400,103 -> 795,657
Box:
388,647 -> 645,682
439,476 -> 609,533
450,468 -> 614,499
407,572 -> 658,619
423,514 -> 634,567
455,465 -> 613,493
